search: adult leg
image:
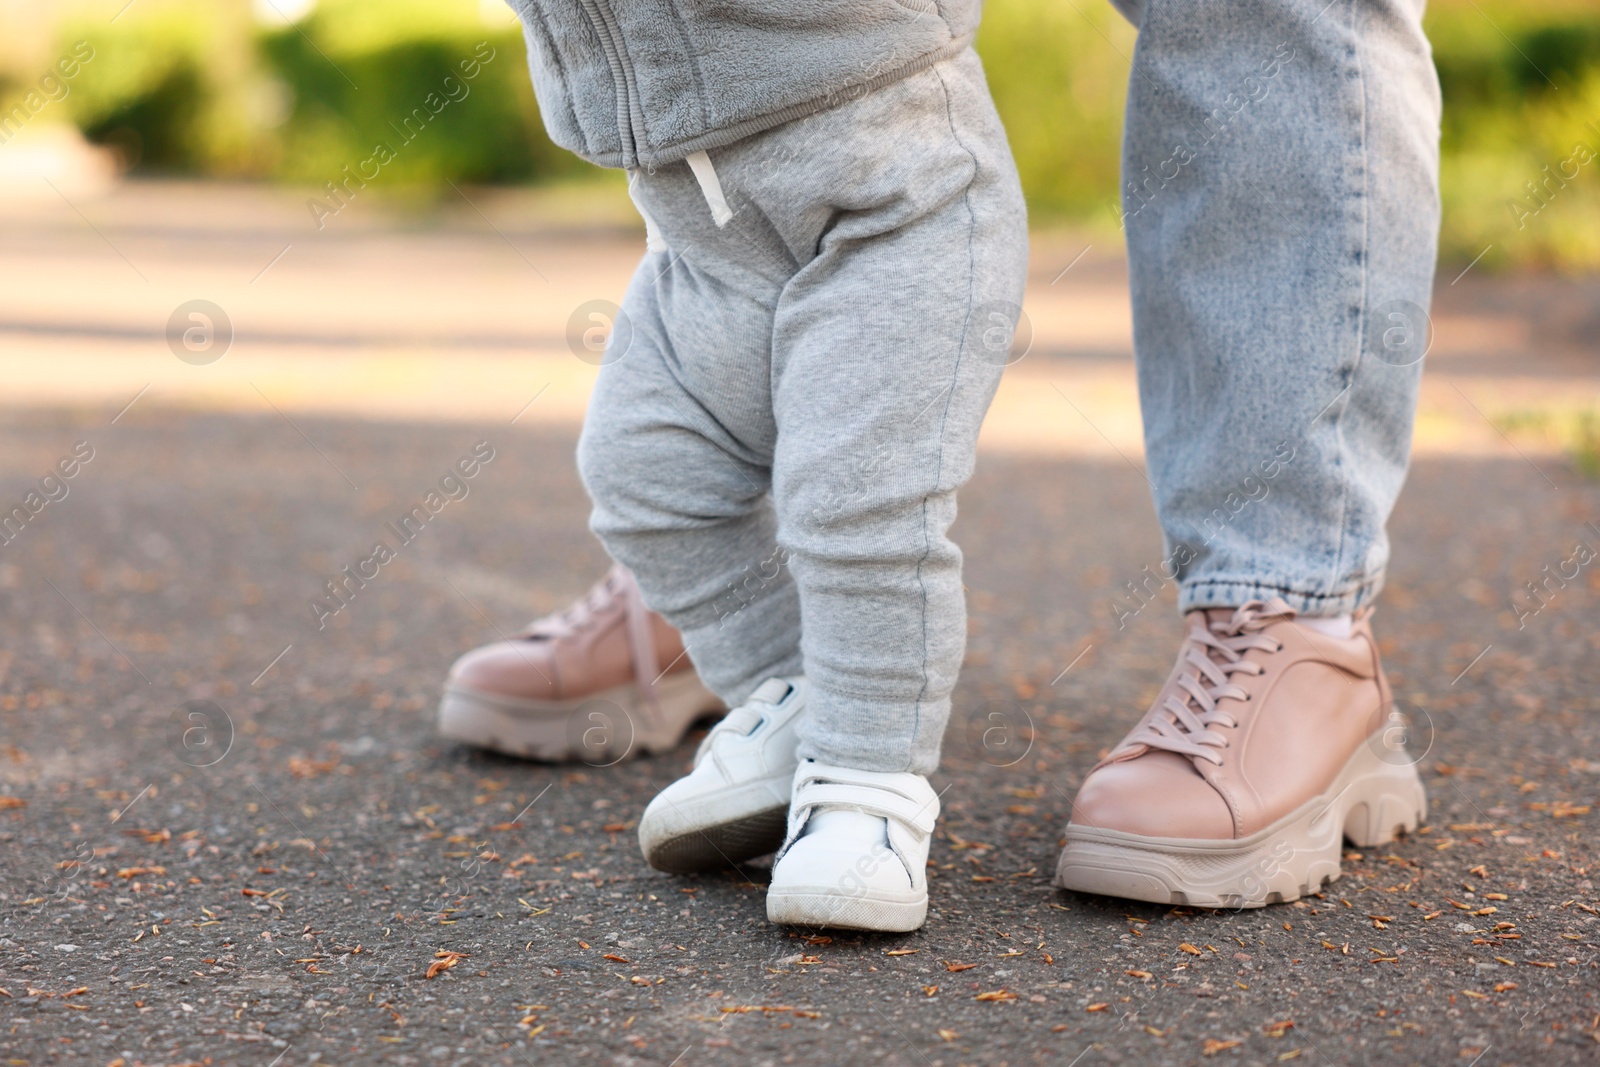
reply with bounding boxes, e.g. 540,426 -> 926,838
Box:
1055,0 -> 1440,907
1121,0 -> 1440,612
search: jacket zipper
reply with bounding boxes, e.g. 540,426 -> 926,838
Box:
575,0 -> 642,165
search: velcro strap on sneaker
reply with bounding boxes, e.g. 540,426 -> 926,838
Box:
747,678 -> 794,705
693,703 -> 762,765
792,783 -> 939,835
791,764 -> 940,835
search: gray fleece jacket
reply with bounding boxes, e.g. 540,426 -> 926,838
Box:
507,0 -> 980,169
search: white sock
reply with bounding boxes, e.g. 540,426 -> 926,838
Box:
1298,614 -> 1353,639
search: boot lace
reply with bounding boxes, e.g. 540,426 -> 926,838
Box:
1125,598 -> 1294,765
520,564 -> 663,722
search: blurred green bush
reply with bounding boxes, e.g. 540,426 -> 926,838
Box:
49,0 -> 584,186
16,0 -> 1600,268
254,0 -> 586,187
43,10 -> 240,173
1427,0 -> 1600,269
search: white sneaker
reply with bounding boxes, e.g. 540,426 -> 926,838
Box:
637,677 -> 805,873
766,760 -> 939,932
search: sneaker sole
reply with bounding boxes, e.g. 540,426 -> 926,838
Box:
766,886 -> 928,933
437,671 -> 723,762
1053,732 -> 1427,908
641,798 -> 789,875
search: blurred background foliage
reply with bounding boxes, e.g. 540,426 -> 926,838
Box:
2,0 -> 1598,268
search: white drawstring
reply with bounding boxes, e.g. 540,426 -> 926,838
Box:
629,152 -> 733,244
684,149 -> 734,227
626,168 -> 668,253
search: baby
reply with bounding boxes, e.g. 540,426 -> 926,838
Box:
509,0 -> 1027,931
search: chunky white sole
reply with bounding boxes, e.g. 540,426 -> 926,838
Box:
1054,733 -> 1427,908
437,670 -> 723,762
639,778 -> 791,875
766,885 -> 928,933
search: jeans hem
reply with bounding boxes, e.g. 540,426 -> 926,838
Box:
1178,574 -> 1385,617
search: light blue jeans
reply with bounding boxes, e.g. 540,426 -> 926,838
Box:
1112,0 -> 1441,615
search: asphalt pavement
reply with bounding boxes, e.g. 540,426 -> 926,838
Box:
1,179 -> 1598,1067
0,404 -> 1597,1066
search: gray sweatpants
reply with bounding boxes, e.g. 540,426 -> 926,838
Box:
577,48 -> 1028,775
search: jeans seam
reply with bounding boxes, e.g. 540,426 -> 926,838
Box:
1329,0 -> 1369,597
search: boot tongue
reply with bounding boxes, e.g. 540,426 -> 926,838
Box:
1219,597 -> 1297,634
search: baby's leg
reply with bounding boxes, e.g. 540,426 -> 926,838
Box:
769,51 -> 1029,775
578,252 -> 800,707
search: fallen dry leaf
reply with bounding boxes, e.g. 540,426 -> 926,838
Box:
116,867 -> 165,879
722,1006 -> 795,1014
426,950 -> 469,979
1203,1038 -> 1243,1055
975,989 -> 1017,1002
288,755 -> 340,780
